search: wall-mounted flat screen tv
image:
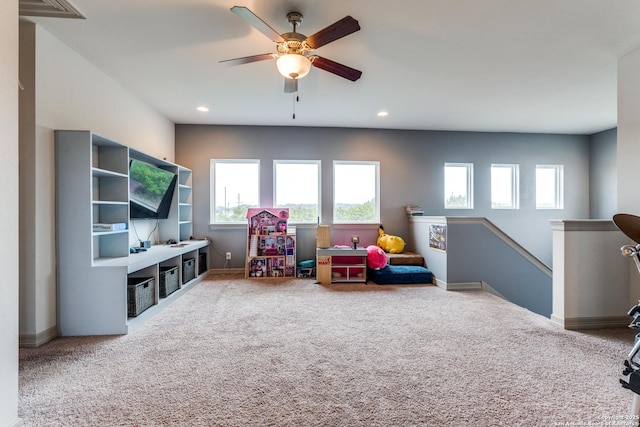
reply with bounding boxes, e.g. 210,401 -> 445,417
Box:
129,159 -> 177,219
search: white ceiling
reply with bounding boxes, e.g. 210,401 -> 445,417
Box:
22,0 -> 640,134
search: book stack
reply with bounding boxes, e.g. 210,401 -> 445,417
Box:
405,205 -> 424,216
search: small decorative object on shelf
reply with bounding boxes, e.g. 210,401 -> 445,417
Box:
245,208 -> 296,278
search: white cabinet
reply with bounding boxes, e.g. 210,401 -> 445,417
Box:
55,130 -> 208,335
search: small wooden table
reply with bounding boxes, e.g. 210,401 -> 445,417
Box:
316,247 -> 368,284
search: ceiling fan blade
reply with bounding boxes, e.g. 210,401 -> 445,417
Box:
219,53 -> 277,67
284,78 -> 298,93
305,16 -> 360,49
231,6 -> 285,43
312,56 -> 362,82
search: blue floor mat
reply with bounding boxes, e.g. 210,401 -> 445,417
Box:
368,265 -> 434,285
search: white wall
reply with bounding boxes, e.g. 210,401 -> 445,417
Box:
1,2 -> 21,427
18,22 -> 175,345
618,50 -> 640,216
618,48 -> 640,304
551,220 -> 629,329
409,217 -> 448,284
34,26 -> 175,159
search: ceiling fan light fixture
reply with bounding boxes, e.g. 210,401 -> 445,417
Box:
276,53 -> 311,79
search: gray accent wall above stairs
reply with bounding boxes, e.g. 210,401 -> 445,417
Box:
176,125 -> 596,269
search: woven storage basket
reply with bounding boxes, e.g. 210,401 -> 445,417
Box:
127,277 -> 154,317
183,258 -> 195,283
159,266 -> 179,298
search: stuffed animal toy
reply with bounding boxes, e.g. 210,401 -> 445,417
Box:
367,245 -> 387,270
376,225 -> 405,254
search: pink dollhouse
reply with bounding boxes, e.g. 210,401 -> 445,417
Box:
246,208 -> 295,278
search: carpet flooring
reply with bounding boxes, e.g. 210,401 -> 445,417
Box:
18,275 -> 638,426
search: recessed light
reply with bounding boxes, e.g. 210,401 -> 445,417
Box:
377,111 -> 388,117
197,106 -> 210,112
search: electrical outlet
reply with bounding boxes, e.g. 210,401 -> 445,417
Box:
226,252 -> 232,260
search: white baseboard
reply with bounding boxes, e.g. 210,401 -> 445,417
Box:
19,325 -> 58,348
7,417 -> 23,427
550,314 -> 630,330
435,278 -> 483,291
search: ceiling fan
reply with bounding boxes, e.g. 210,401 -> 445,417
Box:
220,6 -> 362,93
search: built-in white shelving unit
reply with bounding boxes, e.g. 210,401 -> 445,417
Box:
55,130 -> 209,336
177,167 -> 193,242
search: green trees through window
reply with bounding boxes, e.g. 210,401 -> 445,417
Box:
333,161 -> 379,223
444,163 -> 473,209
274,161 -> 320,223
210,160 -> 259,223
335,199 -> 376,222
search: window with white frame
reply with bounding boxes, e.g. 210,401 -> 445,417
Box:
444,163 -> 473,209
274,160 -> 321,223
491,164 -> 519,209
536,164 -> 564,209
210,160 -> 259,223
333,161 -> 380,223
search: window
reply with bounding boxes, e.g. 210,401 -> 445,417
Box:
536,165 -> 564,209
274,160 -> 321,223
444,163 -> 473,209
333,161 -> 380,223
491,164 -> 519,209
210,160 -> 259,223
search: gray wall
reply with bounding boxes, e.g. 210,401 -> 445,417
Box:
590,128 -> 617,219
446,221 -> 552,317
175,125 -> 591,268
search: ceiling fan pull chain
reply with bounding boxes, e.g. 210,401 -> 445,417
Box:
292,89 -> 301,119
